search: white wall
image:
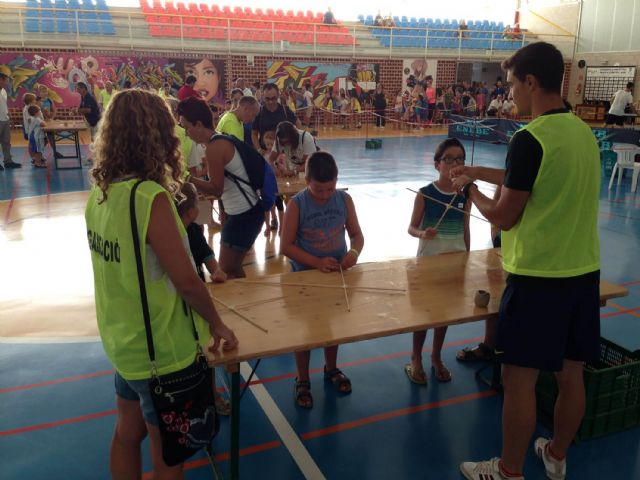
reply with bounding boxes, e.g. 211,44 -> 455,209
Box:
577,0 -> 640,52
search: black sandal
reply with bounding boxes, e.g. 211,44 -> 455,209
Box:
456,342 -> 494,362
324,367 -> 352,394
294,378 -> 313,409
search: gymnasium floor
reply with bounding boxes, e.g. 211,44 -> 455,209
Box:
1,132 -> 640,479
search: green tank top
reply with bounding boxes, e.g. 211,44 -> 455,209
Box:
502,112 -> 600,277
85,179 -> 210,380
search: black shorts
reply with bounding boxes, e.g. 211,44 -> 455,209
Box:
220,203 -> 263,252
495,270 -> 600,372
605,114 -> 625,126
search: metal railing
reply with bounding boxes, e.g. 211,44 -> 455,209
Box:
0,5 -> 577,59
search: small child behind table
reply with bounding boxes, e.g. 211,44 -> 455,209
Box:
405,137 -> 471,386
177,182 -> 227,283
262,130 -> 284,235
176,183 -> 230,416
27,105 -> 47,168
281,151 -> 365,409
22,93 -> 37,160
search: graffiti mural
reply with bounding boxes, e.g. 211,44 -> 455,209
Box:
0,53 -> 225,108
265,61 -> 379,107
402,59 -> 438,93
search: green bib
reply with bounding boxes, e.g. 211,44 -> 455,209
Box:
85,179 -> 210,380
502,113 -> 600,277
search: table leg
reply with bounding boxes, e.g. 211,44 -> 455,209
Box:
75,131 -> 82,167
228,362 -> 241,480
52,134 -> 59,169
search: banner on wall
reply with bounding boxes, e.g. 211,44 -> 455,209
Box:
265,60 -> 379,107
0,53 -> 226,108
402,59 -> 438,93
446,114 -> 640,148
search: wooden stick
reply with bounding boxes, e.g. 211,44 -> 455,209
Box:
406,187 -> 489,223
339,265 -> 351,312
235,279 -> 406,293
211,295 -> 269,333
433,193 -> 457,230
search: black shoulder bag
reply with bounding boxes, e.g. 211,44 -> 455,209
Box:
129,180 -> 219,467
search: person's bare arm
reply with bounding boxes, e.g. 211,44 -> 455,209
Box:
190,139 -> 232,197
251,129 -> 261,151
451,165 -> 505,187
341,194 -> 364,269
463,198 -> 471,251
465,184 -> 529,231
408,192 -> 436,240
147,194 -> 237,351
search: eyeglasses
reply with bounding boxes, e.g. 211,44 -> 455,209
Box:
264,96 -> 278,101
440,156 -> 465,165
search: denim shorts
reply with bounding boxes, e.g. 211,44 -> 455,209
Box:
114,373 -> 159,425
220,203 -> 264,251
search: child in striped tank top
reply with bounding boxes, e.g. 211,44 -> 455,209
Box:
405,137 -> 471,385
281,151 -> 365,409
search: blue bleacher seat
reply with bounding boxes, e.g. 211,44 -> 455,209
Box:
95,0 -> 108,10
358,15 -> 364,22
25,0 -> 39,32
101,22 -> 115,34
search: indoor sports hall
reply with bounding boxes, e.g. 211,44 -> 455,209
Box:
1,1 -> 639,479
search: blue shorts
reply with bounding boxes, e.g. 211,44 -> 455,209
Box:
114,373 -> 158,425
495,270 -> 600,372
220,203 -> 263,251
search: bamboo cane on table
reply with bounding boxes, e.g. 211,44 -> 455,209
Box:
212,295 -> 269,333
339,265 -> 351,312
235,279 -> 406,293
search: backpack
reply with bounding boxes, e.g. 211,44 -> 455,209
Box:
302,130 -> 321,152
209,134 -> 278,211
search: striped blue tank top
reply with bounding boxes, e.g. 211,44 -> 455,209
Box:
290,188 -> 348,272
418,183 -> 467,256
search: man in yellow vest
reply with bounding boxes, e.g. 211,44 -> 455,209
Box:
454,42 -> 600,480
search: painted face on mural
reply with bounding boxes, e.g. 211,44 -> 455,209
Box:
185,59 -> 220,103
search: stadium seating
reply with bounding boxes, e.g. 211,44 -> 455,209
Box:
23,0 -> 116,35
139,1 -> 354,44
361,14 -> 525,50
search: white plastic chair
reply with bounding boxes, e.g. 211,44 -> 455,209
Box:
609,143 -> 640,193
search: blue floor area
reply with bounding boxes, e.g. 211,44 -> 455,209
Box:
2,135 -> 640,479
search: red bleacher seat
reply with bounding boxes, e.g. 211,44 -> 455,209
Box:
255,8 -> 264,17
140,0 -> 153,13
244,7 -> 252,16
233,6 -> 242,16
222,6 -> 231,15
165,1 -> 177,14
276,9 -> 284,17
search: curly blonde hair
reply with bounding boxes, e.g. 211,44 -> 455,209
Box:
90,89 -> 183,202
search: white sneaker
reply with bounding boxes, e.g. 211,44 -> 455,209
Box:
534,438 -> 566,480
460,457 -> 524,480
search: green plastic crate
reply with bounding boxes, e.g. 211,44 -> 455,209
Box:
365,138 -> 382,149
536,337 -> 640,440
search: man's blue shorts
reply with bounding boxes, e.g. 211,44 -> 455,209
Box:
495,270 -> 600,372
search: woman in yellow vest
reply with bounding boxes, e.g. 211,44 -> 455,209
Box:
85,89 -> 238,478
